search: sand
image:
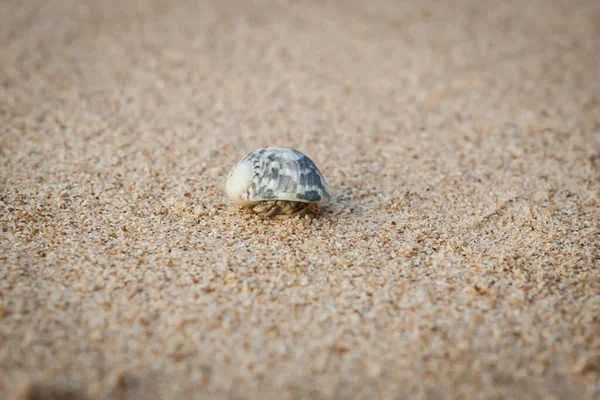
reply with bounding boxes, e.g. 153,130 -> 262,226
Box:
1,0 -> 599,399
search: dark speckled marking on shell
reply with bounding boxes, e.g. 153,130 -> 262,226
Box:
236,146 -> 330,204
297,190 -> 321,202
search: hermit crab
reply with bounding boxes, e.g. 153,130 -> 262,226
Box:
225,146 -> 331,218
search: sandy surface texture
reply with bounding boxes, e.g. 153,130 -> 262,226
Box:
1,0 -> 600,399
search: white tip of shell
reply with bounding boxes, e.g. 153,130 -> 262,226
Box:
225,160 -> 255,205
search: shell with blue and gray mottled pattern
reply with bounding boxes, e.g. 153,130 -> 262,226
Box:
225,146 -> 331,206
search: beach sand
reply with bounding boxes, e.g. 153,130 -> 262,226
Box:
1,0 -> 599,398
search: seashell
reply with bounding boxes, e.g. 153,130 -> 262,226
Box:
225,146 -> 330,218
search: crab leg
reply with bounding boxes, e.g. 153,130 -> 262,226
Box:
264,205 -> 283,218
276,205 -> 311,219
279,202 -> 294,214
252,203 -> 271,214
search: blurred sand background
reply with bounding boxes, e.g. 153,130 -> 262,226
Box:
1,0 -> 599,399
